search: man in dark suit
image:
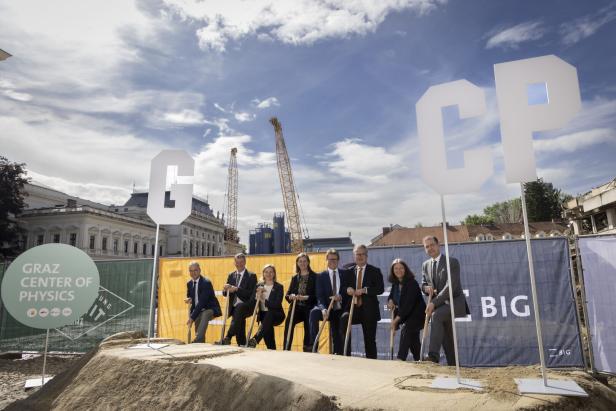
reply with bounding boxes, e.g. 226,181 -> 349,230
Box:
185,262 -> 222,343
340,244 -> 385,359
309,249 -> 346,355
421,235 -> 470,365
221,253 -> 257,346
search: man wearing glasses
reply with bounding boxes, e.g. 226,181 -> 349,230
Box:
309,249 -> 347,355
340,244 -> 385,359
185,261 -> 221,343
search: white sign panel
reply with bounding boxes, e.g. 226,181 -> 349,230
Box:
146,150 -> 194,225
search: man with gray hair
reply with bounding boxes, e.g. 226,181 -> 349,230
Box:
340,244 -> 384,359
421,236 -> 469,365
185,261 -> 221,343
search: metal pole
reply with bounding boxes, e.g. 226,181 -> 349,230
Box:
440,195 -> 461,384
520,184 -> 548,386
147,224 -> 160,345
41,328 -> 50,386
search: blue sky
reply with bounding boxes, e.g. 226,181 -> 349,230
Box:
1,0 -> 615,245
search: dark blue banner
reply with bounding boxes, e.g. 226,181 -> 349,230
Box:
339,238 -> 584,367
579,234 -> 616,374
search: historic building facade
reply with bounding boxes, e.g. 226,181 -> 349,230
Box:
18,183 -> 225,260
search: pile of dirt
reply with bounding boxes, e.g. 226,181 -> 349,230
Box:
0,353 -> 83,411
6,347 -> 337,410
4,340 -> 616,410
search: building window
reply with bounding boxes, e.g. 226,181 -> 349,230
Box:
124,240 -> 129,253
113,239 -> 119,254
151,244 -> 155,256
502,233 -> 512,240
143,243 -> 147,255
89,235 -> 96,250
134,242 -> 138,254
190,229 -> 193,235
69,233 -> 77,247
37,234 -> 44,245
486,234 -> 494,241
102,237 -> 108,251
476,234 -> 485,241
201,244 -> 205,256
536,231 -> 545,238
53,234 -> 60,243
183,227 -> 187,235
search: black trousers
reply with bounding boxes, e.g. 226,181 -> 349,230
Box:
226,302 -> 252,346
398,323 -> 421,361
283,304 -> 314,351
254,310 -> 285,350
309,307 -> 344,354
340,306 -> 378,359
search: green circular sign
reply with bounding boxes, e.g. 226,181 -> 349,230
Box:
1,244 -> 100,329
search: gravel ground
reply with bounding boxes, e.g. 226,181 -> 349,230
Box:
0,353 -> 81,410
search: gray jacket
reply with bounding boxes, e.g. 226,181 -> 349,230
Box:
421,255 -> 470,318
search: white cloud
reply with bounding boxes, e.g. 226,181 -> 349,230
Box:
162,109 -> 205,125
485,21 -> 545,49
535,128 -> 615,153
234,111 -> 256,122
560,4 -> 616,46
252,96 -> 280,109
163,0 -> 446,52
324,138 -> 404,183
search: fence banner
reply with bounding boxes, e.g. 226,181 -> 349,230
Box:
578,234 -> 616,374
339,238 -> 584,367
0,259 -> 153,353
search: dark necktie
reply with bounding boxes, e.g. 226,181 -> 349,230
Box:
332,270 -> 340,310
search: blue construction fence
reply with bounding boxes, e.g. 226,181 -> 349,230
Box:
339,237 -> 585,368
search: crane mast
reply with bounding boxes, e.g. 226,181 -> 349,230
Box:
224,147 -> 238,243
270,117 -> 305,253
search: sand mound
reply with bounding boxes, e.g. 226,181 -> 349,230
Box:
5,340 -> 616,411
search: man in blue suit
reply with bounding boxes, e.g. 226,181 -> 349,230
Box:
309,249 -> 346,355
185,261 -> 222,343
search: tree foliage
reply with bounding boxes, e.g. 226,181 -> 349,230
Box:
462,214 -> 494,225
523,178 -> 566,222
0,156 -> 29,256
462,179 -> 569,225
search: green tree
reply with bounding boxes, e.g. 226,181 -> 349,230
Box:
462,214 -> 494,225
523,178 -> 566,222
484,198 -> 522,224
0,156 -> 29,256
414,222 -> 424,228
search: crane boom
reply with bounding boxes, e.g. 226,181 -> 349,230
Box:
270,117 -> 304,253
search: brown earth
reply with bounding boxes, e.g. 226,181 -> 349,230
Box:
3,340 -> 616,411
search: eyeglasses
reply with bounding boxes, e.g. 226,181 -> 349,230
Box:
354,253 -> 367,256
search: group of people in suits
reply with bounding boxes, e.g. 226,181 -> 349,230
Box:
184,236 -> 469,365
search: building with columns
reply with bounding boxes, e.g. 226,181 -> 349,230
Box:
18,183 -> 226,260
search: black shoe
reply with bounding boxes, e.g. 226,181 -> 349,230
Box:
426,352 -> 440,363
247,338 -> 257,348
303,345 -> 312,353
215,337 -> 231,345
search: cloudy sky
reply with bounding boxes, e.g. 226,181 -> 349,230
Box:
1,0 -> 615,246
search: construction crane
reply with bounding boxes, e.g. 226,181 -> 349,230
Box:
224,148 -> 239,243
270,117 -> 307,253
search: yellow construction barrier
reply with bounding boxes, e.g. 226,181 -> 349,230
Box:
158,253 -> 333,352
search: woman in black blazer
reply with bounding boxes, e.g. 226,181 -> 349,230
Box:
283,252 -> 317,352
387,258 -> 426,361
247,264 -> 285,350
